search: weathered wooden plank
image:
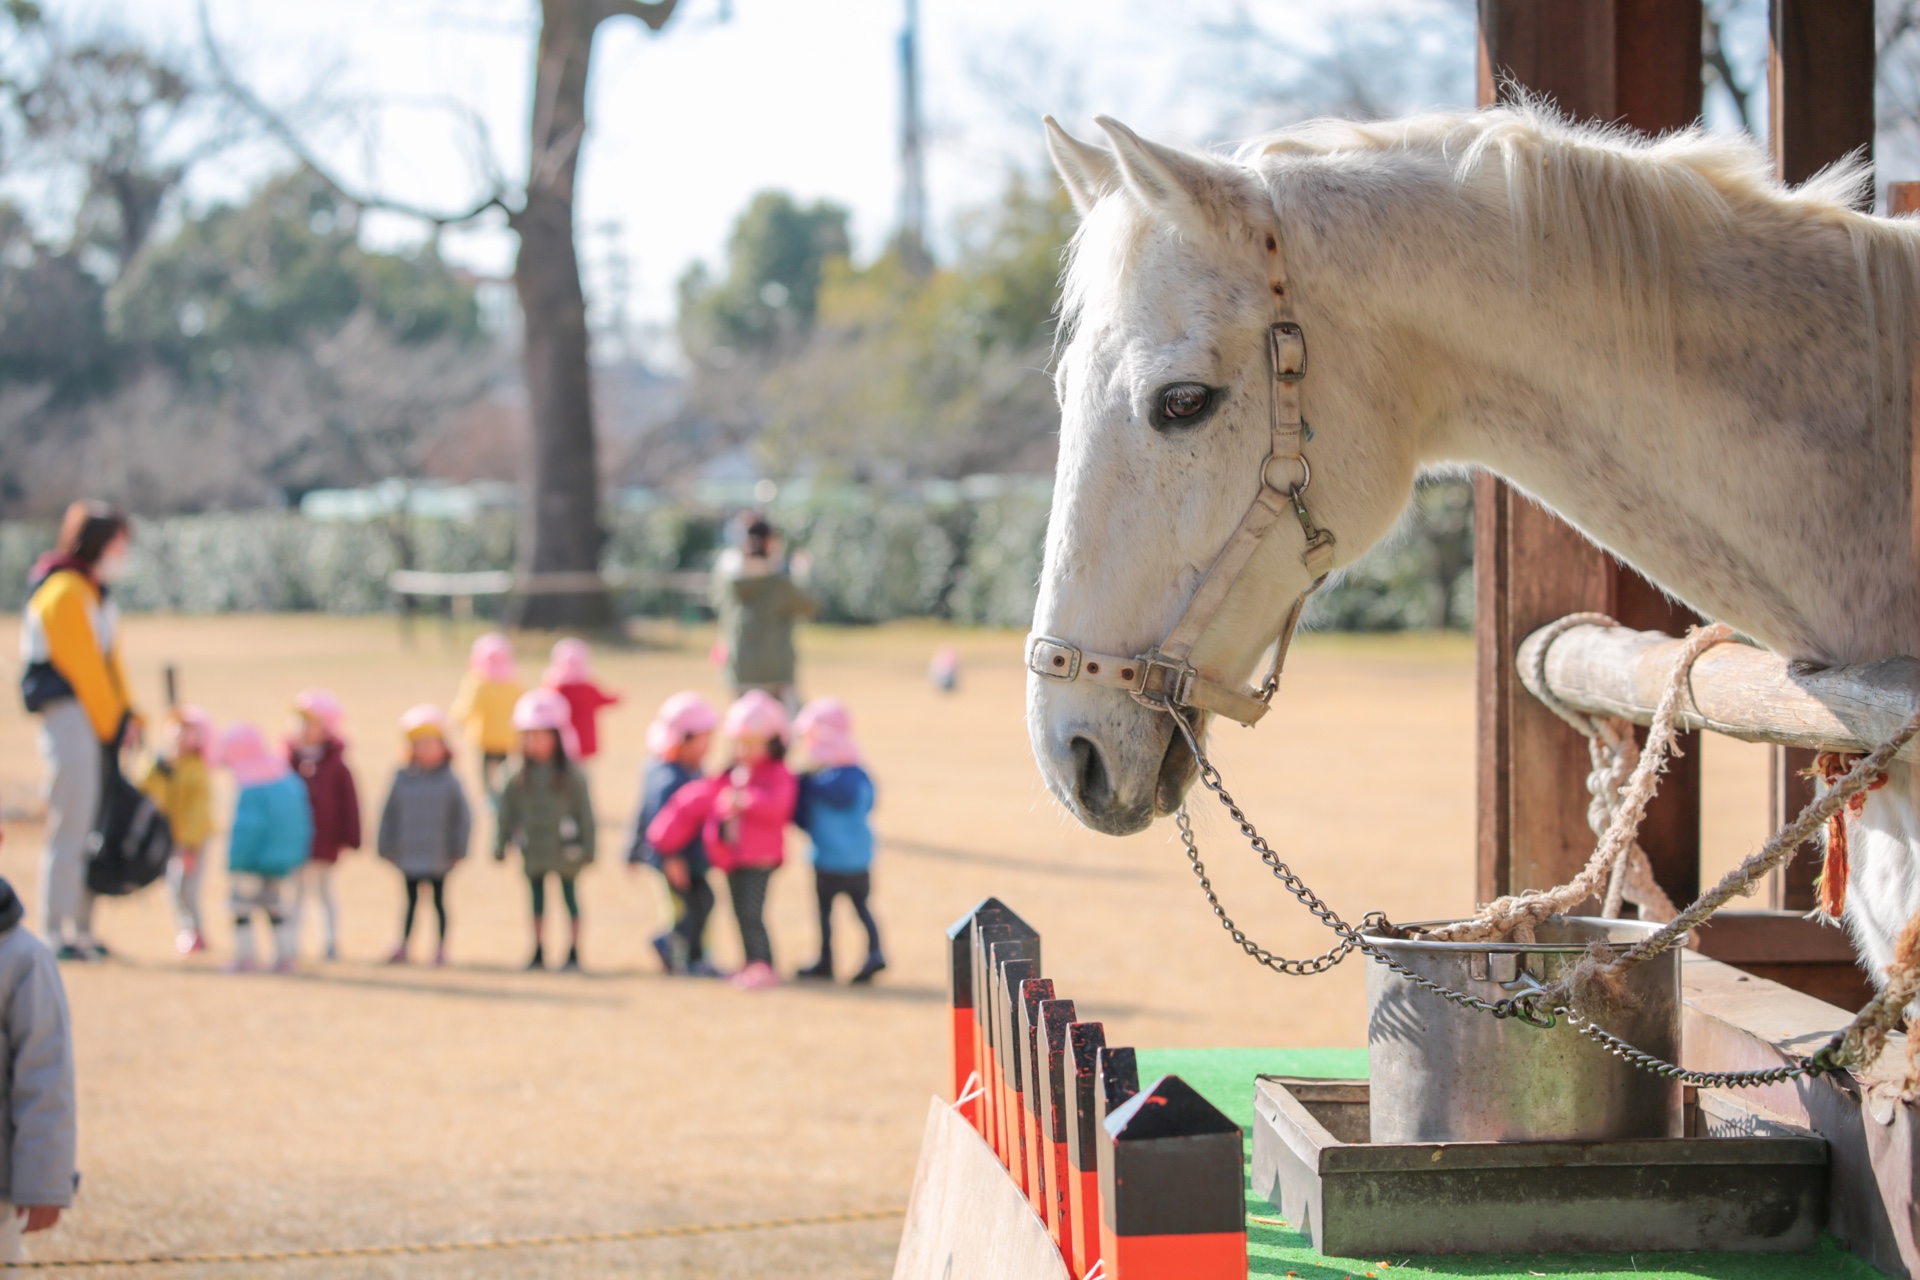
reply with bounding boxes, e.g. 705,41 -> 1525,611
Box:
1516,622 -> 1920,762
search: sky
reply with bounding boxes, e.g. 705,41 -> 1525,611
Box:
36,0 -> 1486,364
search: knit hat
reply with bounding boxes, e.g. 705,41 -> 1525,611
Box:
164,705 -> 215,754
794,697 -> 859,768
219,722 -> 290,788
722,689 -> 788,742
292,688 -> 345,738
513,688 -> 580,758
544,637 -> 593,687
646,691 -> 720,757
399,704 -> 448,742
469,631 -> 517,682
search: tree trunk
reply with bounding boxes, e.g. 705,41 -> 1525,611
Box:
510,0 -> 612,631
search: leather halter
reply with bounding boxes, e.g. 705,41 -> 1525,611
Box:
1025,224 -> 1336,727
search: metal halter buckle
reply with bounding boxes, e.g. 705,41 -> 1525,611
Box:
1269,321 -> 1306,383
1128,654 -> 1195,711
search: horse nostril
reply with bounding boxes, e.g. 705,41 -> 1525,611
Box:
1068,735 -> 1114,812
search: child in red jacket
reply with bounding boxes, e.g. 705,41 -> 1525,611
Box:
543,639 -> 620,762
289,689 -> 361,961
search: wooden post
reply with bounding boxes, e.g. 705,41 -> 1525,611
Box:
948,898 -> 1017,1131
1765,0 -> 1876,909
1475,0 -> 1706,905
1096,1075 -> 1247,1279
1065,1022 -> 1109,1280
1017,976 -> 1057,1211
995,954 -> 1038,1189
1037,997 -> 1078,1255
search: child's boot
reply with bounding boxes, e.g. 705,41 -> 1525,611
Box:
796,956 -> 834,980
387,942 -> 409,965
525,943 -> 545,972
852,952 -> 888,984
434,944 -> 448,967
561,945 -> 582,973
225,921 -> 258,974
271,917 -> 299,974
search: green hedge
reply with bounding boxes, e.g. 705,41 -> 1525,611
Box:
0,480 -> 1471,631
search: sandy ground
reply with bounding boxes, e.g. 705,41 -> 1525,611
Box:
0,616 -> 1777,1277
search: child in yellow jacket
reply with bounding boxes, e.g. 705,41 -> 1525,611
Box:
449,632 -> 523,805
138,707 -> 215,956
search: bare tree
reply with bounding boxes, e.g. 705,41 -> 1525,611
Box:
204,0 -> 687,630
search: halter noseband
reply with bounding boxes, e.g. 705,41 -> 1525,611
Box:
1025,224 -> 1336,727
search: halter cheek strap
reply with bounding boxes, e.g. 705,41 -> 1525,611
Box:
1026,223 -> 1336,727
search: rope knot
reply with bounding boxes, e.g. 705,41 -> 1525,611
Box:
1808,750 -> 1889,920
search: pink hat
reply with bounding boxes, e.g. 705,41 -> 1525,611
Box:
646,691 -> 720,757
794,697 -> 860,768
469,632 -> 517,682
513,688 -> 580,758
219,722 -> 290,788
165,705 -> 215,753
399,704 -> 448,741
544,637 -> 593,687
293,688 -> 344,737
722,689 -> 789,742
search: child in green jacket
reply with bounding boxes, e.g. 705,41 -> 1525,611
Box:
495,690 -> 595,972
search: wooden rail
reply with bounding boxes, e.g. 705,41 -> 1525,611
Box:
1516,623 -> 1920,764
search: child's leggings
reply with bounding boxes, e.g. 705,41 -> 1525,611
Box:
229,873 -> 294,965
294,861 -> 339,953
402,876 -> 448,941
813,870 -> 881,965
167,847 -> 204,935
527,872 -> 580,920
667,874 -> 715,964
727,867 -> 774,967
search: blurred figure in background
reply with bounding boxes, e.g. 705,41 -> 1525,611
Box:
710,515 -> 816,711
219,723 -> 312,974
542,639 -> 620,764
792,699 -> 885,984
288,690 -> 361,961
450,632 -> 523,807
138,706 -> 216,957
0,833 -> 76,1266
17,501 -> 137,961
378,706 -> 471,967
496,690 -> 594,973
629,693 -> 720,976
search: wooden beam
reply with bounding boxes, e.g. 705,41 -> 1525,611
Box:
1769,0 -> 1875,192
1475,0 -> 1705,906
1516,622 -> 1920,761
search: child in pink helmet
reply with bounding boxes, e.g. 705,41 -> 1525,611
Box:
702,690 -> 797,989
792,698 -> 884,983
629,693 -> 720,976
542,639 -> 620,762
450,633 -> 524,805
288,689 -> 361,961
496,689 -> 595,971
218,723 -> 312,974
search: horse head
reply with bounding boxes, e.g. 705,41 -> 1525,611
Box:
1027,117 -> 1418,835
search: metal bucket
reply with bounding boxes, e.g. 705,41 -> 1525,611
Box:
1363,916 -> 1682,1145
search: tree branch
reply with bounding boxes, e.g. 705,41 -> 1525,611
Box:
598,0 -> 683,33
198,0 -> 517,229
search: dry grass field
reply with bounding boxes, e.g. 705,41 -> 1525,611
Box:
0,615 -> 1776,1277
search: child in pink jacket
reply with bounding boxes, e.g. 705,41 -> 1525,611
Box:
648,689 -> 795,990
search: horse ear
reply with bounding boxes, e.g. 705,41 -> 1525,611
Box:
1093,115 -> 1208,214
1044,116 -> 1117,215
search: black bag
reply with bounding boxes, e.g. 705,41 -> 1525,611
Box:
86,731 -> 173,897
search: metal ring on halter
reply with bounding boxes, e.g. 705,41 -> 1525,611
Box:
1262,452 -> 1310,496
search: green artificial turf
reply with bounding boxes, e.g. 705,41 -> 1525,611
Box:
1132,1049 -> 1885,1280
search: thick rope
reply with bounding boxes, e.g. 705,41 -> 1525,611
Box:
1424,620 -> 1731,944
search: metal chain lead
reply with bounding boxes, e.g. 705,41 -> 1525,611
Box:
1166,711 -> 1837,1088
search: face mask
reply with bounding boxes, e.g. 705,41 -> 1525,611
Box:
94,550 -> 129,584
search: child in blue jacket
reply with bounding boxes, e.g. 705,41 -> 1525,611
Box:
628,693 -> 720,976
791,699 -> 884,983
218,723 -> 313,974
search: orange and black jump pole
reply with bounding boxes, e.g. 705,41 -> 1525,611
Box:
1017,977 -> 1057,1212
948,899 -> 1028,1134
1096,1073 -> 1247,1279
1064,1023 -> 1110,1278
1036,996 -> 1078,1257
994,953 -> 1039,1187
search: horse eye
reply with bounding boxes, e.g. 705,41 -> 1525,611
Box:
1156,382 -> 1212,426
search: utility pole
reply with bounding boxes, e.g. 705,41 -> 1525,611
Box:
898,0 -> 931,278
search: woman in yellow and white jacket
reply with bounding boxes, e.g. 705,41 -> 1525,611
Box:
18,502 -> 136,961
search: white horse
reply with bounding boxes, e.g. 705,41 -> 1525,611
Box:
1026,105 -> 1920,982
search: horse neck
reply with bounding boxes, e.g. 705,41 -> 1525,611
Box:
1298,179 -> 1916,666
